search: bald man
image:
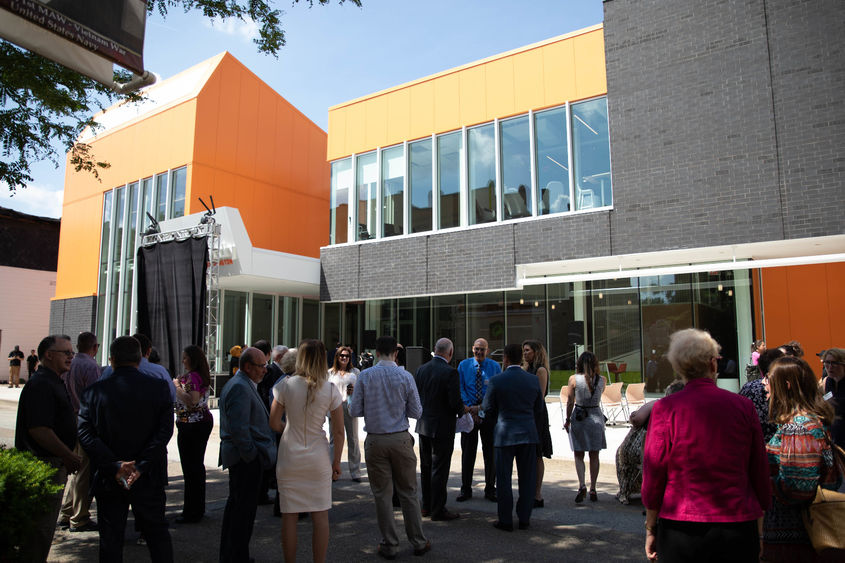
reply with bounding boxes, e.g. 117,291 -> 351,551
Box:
456,338 -> 501,503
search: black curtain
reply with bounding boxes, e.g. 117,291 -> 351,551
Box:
136,236 -> 208,378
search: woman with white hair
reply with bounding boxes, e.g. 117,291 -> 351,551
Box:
642,328 -> 770,562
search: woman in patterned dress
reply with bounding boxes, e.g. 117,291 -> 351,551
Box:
762,356 -> 841,562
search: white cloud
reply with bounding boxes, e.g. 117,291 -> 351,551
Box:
203,16 -> 260,43
0,184 -> 64,218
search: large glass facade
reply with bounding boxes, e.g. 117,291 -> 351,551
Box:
381,145 -> 404,237
328,98 -> 612,244
437,131 -> 462,229
500,116 -> 532,220
408,139 -> 433,233
95,166 -> 189,362
250,293 -> 274,343
468,124 -> 496,225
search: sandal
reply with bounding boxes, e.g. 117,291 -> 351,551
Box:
575,487 -> 587,503
589,489 -> 598,502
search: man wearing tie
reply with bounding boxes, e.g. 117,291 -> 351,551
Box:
414,338 -> 465,521
456,337 -> 501,503
482,343 -> 543,532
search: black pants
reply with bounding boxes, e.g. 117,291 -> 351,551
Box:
657,518 -> 759,563
495,444 -> 536,527
219,457 -> 262,562
96,478 -> 173,563
460,416 -> 496,495
419,434 -> 455,516
176,419 -> 213,519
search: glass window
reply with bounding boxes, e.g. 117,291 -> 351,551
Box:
276,296 -> 300,347
330,158 -> 352,244
468,124 -> 496,225
381,145 -> 404,238
467,292 -> 504,363
356,152 -> 378,241
437,131 -> 462,229
535,107 -> 571,214
251,293 -> 274,343
640,274 -> 692,393
169,167 -> 187,218
500,116 -> 532,220
364,299 -> 396,349
154,172 -> 168,222
301,299 -> 320,340
140,177 -> 153,232
223,291 -> 248,355
432,294 -> 466,360
121,182 -> 139,336
398,297 -> 431,349
408,139 -> 433,234
323,303 -> 342,350
546,283 -> 578,388
572,98 -> 612,210
505,286 -> 547,350
590,278 -> 640,383
96,190 -> 113,362
108,186 -> 127,343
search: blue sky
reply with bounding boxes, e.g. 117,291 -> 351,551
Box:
0,0 -> 603,218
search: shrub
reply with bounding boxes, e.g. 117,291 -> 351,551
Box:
0,446 -> 64,561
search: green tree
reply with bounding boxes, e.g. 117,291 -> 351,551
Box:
0,0 -> 361,193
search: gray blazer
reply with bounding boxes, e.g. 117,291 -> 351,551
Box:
218,371 -> 277,470
481,365 -> 543,447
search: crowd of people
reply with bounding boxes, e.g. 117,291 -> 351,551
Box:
9,328 -> 844,562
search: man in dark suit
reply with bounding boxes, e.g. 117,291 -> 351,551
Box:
218,346 -> 277,562
481,343 -> 543,532
414,338 -> 466,521
78,336 -> 174,562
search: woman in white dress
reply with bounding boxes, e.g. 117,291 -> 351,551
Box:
270,339 -> 344,563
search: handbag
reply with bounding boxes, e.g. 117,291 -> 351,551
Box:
802,442 -> 845,552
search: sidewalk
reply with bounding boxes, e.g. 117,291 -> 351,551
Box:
1,386 -> 649,562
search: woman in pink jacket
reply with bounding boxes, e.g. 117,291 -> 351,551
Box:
642,328 -> 770,562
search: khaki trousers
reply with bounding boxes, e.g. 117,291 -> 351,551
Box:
60,442 -> 93,526
9,364 -> 20,386
364,431 -> 427,555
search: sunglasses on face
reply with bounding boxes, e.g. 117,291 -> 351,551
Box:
338,354 -> 350,359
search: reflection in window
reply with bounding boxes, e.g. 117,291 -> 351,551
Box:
468,124 -> 496,225
302,299 -> 320,339
96,191 -> 113,361
437,131 -> 462,229
572,98 -> 611,210
323,302 -> 342,349
330,158 -> 352,244
505,286 -> 546,350
535,107 -> 570,214
140,177 -> 153,231
251,293 -> 274,342
154,172 -> 167,222
169,167 -> 187,218
398,297 -> 431,348
356,152 -> 377,241
277,296 -> 300,347
409,139 -> 432,234
432,294 -> 467,360
108,186 -> 126,343
121,182 -> 139,336
381,145 -> 404,238
223,290 -> 248,355
500,116 -> 532,220
467,292 -> 504,357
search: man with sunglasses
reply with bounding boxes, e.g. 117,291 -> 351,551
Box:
14,334 -> 82,561
218,346 -> 277,562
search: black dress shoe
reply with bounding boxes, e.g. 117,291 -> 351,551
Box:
377,545 -> 397,560
431,509 -> 460,521
534,498 -> 544,508
492,521 -> 513,532
456,492 -> 472,502
518,521 -> 530,530
413,540 -> 432,556
484,493 -> 498,503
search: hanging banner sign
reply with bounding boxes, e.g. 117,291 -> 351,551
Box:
0,0 -> 147,74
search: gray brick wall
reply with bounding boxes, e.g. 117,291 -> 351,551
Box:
49,296 -> 97,339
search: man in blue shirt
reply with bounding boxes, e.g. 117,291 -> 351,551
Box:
457,337 -> 501,503
349,335 -> 430,559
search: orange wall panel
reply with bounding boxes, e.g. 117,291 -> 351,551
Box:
761,264 -> 845,378
54,196 -> 103,299
327,26 -> 606,161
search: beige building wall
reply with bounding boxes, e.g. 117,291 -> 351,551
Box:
0,266 -> 56,382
